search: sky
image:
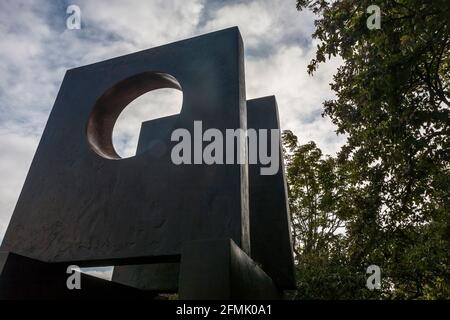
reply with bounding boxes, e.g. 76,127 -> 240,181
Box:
0,0 -> 345,278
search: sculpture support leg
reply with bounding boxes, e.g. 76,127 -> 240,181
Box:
178,239 -> 280,300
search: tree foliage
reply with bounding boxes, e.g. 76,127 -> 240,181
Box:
288,0 -> 450,299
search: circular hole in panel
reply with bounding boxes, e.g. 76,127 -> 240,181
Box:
87,72 -> 183,159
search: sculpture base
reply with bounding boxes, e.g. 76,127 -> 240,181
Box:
0,251 -> 152,300
1,239 -> 282,300
179,239 -> 280,299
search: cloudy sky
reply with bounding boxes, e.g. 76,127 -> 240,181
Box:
0,0 -> 345,257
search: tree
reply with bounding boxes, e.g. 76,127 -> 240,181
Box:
283,131 -> 382,299
290,0 -> 450,299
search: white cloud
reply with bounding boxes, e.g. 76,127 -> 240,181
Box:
200,0 -> 315,52
113,88 -> 183,158
79,0 -> 205,49
0,129 -> 39,237
245,43 -> 346,155
202,1 -> 273,48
